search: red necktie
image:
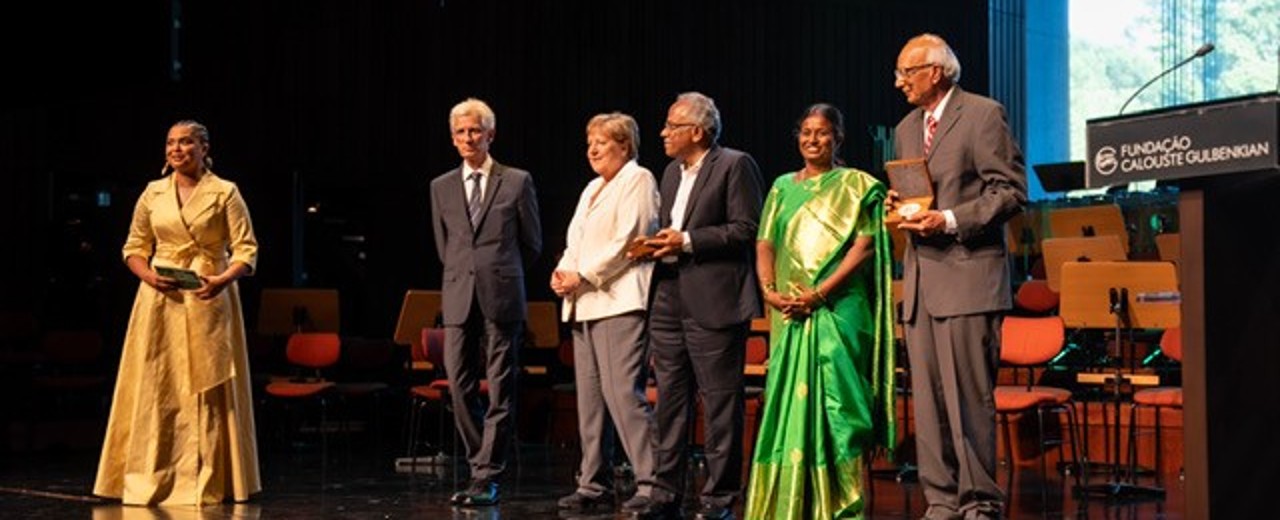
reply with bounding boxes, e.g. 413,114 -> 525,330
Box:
924,114 -> 938,155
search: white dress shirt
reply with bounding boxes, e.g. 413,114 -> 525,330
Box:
925,86 -> 959,234
669,150 -> 707,254
462,155 -> 494,202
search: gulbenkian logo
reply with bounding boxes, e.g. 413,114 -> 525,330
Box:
1094,146 -> 1118,176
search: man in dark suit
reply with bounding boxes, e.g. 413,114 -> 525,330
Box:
628,92 -> 763,520
429,97 -> 542,507
889,34 -> 1027,520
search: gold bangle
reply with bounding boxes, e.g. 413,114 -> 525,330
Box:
762,281 -> 776,292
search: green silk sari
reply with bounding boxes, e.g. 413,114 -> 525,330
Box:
745,167 -> 896,519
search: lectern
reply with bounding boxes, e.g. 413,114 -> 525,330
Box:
1086,92 -> 1280,519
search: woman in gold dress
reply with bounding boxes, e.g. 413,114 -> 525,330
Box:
94,120 -> 261,505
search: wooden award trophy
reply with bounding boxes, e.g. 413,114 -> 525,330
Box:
883,158 -> 934,224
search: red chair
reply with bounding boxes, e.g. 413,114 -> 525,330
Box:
743,335 -> 768,463
1128,327 -> 1183,483
405,328 -> 490,466
29,330 -> 110,426
1013,279 -> 1060,315
993,316 -> 1082,502
333,338 -> 394,449
263,332 -> 340,455
405,327 -> 448,465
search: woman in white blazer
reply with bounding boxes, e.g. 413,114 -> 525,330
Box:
551,113 -> 661,513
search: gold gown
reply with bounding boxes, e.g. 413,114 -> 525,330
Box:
94,171 -> 261,505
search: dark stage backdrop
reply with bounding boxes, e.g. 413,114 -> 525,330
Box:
2,0 -> 990,338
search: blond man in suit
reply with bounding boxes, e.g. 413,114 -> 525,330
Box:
429,97 -> 542,507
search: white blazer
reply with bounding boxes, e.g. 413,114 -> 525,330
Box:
556,160 -> 660,322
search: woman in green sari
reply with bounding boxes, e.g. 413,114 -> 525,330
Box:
744,103 -> 896,519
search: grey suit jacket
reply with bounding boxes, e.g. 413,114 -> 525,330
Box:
430,161 -> 542,325
657,145 -> 764,329
893,87 -> 1027,320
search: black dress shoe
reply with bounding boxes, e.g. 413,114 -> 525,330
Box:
456,480 -> 500,507
558,490 -> 614,510
692,503 -> 732,520
623,495 -> 681,519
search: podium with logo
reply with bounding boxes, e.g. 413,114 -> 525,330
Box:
1085,92 -> 1279,519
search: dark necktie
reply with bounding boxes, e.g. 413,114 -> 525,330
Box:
924,114 -> 938,155
467,172 -> 483,228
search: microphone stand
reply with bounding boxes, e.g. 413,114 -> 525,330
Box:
1075,287 -> 1165,501
1118,43 -> 1215,116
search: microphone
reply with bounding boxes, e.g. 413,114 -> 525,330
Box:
1118,42 -> 1215,115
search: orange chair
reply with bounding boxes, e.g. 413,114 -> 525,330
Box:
29,330 -> 110,424
263,332 -> 340,455
405,328 -> 447,464
333,338 -> 394,449
30,329 -> 108,391
1128,327 -> 1183,483
993,316 -> 1082,501
1013,279 -> 1060,315
743,335 -> 768,463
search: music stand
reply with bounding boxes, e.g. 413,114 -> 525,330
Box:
256,288 -> 341,336
391,289 -> 445,473
1032,161 -> 1087,194
392,289 -> 443,353
1040,236 -> 1128,293
1048,204 -> 1130,254
1060,261 -> 1180,501
1154,233 -> 1181,264
1005,209 -> 1047,278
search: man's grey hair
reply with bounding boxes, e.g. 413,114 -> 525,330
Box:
449,97 -> 497,131
675,91 -> 721,143
914,33 -> 963,83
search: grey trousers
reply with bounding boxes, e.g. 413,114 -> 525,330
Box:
443,312 -> 521,484
906,307 -> 1004,520
571,312 -> 658,498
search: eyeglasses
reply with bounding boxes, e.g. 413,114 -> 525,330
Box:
894,63 -> 937,80
663,122 -> 697,132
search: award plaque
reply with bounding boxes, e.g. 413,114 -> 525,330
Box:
155,265 -> 203,290
883,158 -> 934,224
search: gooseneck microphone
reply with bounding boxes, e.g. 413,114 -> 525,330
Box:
1118,42 -> 1215,115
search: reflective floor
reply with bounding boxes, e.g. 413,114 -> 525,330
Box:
0,429 -> 1185,520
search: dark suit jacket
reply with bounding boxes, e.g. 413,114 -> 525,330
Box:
430,161 -> 542,325
893,87 -> 1027,320
657,145 -> 764,329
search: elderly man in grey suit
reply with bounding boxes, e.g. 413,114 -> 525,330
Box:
627,92 -> 764,520
429,97 -> 542,507
889,34 -> 1027,520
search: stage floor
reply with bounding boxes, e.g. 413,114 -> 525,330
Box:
1,434 -> 1185,519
